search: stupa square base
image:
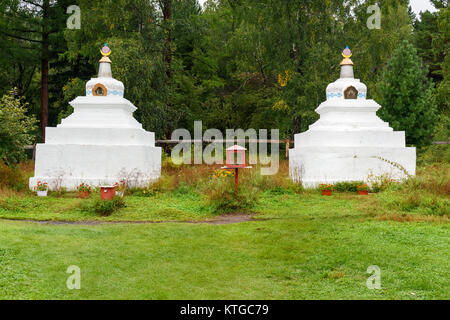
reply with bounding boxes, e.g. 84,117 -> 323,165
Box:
30,144 -> 161,191
294,130 -> 406,148
289,146 -> 416,188
45,127 -> 155,146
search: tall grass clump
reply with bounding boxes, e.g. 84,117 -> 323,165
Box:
0,162 -> 33,192
127,160 -> 304,213
376,164 -> 450,216
400,164 -> 450,196
379,190 -> 449,216
417,145 -> 450,166
247,161 -> 304,194
201,161 -> 304,213
202,177 -> 259,214
79,197 -> 126,216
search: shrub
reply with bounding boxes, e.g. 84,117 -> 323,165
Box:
383,191 -> 449,216
94,197 -> 126,216
204,178 -> 259,214
0,89 -> 37,166
417,145 -> 450,166
0,162 -> 30,192
334,181 -> 364,192
367,171 -> 395,193
162,154 -> 181,170
79,197 -> 126,216
375,164 -> 450,217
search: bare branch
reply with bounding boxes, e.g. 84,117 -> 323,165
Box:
0,31 -> 42,43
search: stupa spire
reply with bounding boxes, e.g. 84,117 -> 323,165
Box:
340,46 -> 354,79
98,43 -> 112,78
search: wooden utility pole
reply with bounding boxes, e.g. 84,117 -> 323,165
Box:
40,0 -> 50,143
285,138 -> 290,159
162,0 -> 172,80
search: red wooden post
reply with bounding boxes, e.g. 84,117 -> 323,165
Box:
234,168 -> 239,193
223,145 -> 250,195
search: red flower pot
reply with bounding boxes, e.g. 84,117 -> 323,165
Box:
79,191 -> 90,199
358,190 -> 369,195
322,190 -> 332,196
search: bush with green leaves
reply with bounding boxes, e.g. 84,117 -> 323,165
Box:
204,178 -> 259,214
98,197 -> 125,216
80,197 -> 126,217
0,89 -> 37,166
417,144 -> 450,166
333,181 -> 364,193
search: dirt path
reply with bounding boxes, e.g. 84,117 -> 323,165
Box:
1,213 -> 264,226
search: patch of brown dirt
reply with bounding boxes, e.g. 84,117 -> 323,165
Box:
1,213 -> 264,226
199,213 -> 258,225
374,213 -> 449,223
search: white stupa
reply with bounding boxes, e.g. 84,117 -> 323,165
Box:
30,44 -> 161,190
289,46 -> 416,187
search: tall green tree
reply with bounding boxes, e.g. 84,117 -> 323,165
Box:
377,40 -> 438,146
62,0 -> 203,138
1,0 -> 439,147
0,0 -> 73,142
414,10 -> 444,84
412,3 -> 449,142
0,89 -> 37,166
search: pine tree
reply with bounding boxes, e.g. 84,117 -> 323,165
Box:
377,40 -> 438,146
0,0 -> 71,142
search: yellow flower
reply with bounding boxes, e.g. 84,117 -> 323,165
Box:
278,70 -> 292,87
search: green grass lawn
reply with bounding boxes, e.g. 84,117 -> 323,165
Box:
0,191 -> 215,222
0,190 -> 448,299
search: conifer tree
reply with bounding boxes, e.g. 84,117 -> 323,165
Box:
377,40 -> 438,146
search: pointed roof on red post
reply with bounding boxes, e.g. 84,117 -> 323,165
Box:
227,145 -> 247,151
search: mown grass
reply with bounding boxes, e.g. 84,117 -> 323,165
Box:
0,160 -> 448,299
0,190 -> 214,222
0,208 -> 448,299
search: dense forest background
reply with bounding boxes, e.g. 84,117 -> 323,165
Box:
0,0 -> 448,147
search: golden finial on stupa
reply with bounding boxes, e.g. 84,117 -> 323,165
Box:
340,46 -> 353,66
99,43 -> 112,63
